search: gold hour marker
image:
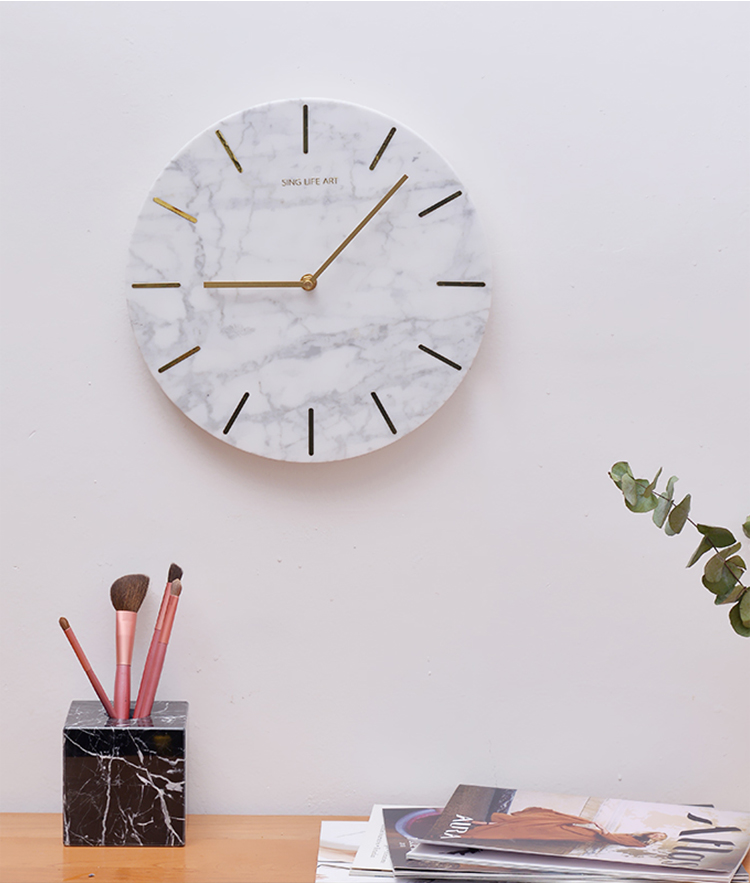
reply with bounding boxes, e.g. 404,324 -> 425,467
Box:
370,127 -> 396,170
436,281 -> 486,288
371,392 -> 397,435
302,104 -> 309,154
132,282 -> 181,289
418,190 -> 462,218
418,344 -> 462,371
215,130 -> 243,173
153,197 -> 197,224
224,392 -> 250,435
308,408 -> 314,456
158,346 -> 201,373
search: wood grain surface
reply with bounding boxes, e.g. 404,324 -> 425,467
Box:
0,813 -> 365,883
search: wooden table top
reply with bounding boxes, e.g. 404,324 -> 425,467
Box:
2,812 -> 749,883
0,813 -> 364,883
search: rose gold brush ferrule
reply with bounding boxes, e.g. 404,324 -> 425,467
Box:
115,610 -> 138,664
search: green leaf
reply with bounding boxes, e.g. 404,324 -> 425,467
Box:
729,602 -> 750,637
687,537 -> 713,569
713,559 -> 746,605
645,467 -> 662,496
702,550 -> 744,603
703,570 -> 737,596
740,590 -> 750,627
696,524 -> 737,547
704,543 -> 742,582
665,494 -> 691,535
627,478 -> 659,512
653,475 -> 678,528
743,517 -> 750,540
688,527 -> 736,568
609,462 -> 633,490
620,472 -> 638,505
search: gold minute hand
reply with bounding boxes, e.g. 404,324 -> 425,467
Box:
310,174 -> 409,282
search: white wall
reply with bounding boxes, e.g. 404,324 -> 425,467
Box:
1,1 -> 748,815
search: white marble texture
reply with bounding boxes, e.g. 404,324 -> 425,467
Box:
128,99 -> 492,461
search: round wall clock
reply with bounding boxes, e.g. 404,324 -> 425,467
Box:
127,98 -> 492,462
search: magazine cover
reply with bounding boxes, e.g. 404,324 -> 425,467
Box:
421,785 -> 750,880
381,806 -> 594,881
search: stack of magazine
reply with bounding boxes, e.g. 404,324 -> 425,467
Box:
316,784 -> 750,883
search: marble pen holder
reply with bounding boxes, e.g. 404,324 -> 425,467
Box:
63,699 -> 187,846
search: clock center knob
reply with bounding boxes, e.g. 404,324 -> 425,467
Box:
300,274 -> 317,291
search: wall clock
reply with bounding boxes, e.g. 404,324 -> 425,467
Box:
127,98 -> 492,462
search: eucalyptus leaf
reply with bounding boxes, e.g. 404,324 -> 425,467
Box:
704,543 -> 742,583
713,580 -> 746,607
626,478 -> 659,513
687,537 -> 713,569
725,554 -> 747,582
665,494 -> 691,535
620,472 -> 638,506
645,467 -> 663,496
696,524 -> 737,547
743,517 -> 750,540
740,590 -> 750,627
702,570 -> 737,595
609,462 -> 633,490
653,475 -> 678,529
729,602 -> 750,637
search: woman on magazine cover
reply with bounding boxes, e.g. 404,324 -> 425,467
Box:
464,806 -> 667,848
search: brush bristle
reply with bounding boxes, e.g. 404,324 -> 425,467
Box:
110,574 -> 150,612
170,578 -> 182,596
59,616 -> 70,630
168,563 -> 183,582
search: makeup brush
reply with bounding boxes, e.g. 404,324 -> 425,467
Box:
59,617 -> 116,719
137,578 -> 182,719
110,573 -> 149,720
133,563 -> 182,719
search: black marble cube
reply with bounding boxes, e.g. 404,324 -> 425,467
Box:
63,699 -> 187,846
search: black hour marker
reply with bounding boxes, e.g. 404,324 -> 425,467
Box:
223,392 -> 250,435
370,127 -> 396,170
418,190 -> 462,218
215,129 -> 243,173
153,197 -> 197,224
308,408 -> 314,456
302,104 -> 309,154
132,282 -> 181,289
437,280 -> 486,287
158,346 -> 201,373
418,344 -> 462,371
371,392 -> 397,435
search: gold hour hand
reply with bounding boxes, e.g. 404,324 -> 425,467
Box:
204,276 -> 316,291
311,174 -> 408,282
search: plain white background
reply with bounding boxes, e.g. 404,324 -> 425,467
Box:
0,1 -> 748,815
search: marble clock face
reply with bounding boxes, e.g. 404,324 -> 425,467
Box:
127,98 -> 492,462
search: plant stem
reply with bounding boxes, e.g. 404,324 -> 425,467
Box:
653,491 -> 747,588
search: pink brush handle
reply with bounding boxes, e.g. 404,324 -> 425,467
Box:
114,664 -> 131,720
114,610 -> 137,720
133,629 -> 161,718
87,667 -> 117,720
136,642 -> 166,719
62,625 -> 116,719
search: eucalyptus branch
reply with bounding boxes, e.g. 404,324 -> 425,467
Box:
610,462 -> 750,637
651,490 -> 748,589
